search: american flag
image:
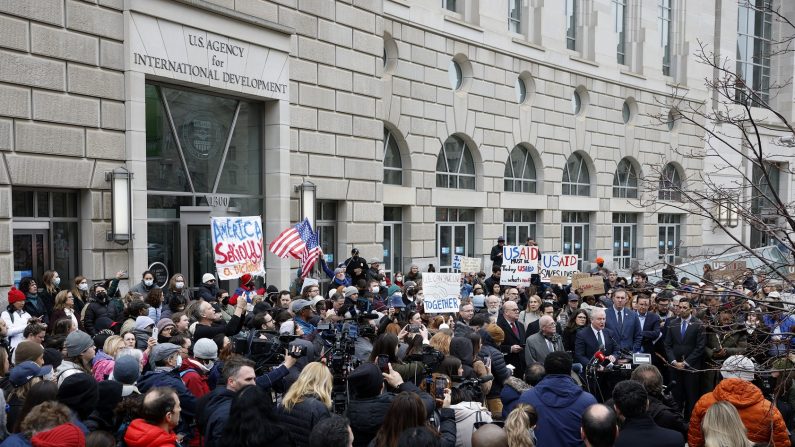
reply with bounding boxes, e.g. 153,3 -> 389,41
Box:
299,224 -> 320,279
269,219 -> 313,259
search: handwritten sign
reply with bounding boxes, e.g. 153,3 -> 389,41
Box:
539,253 -> 579,282
500,246 -> 539,287
572,273 -> 606,296
453,255 -> 462,271
711,260 -> 747,282
461,256 -> 481,273
211,216 -> 265,280
423,273 -> 461,313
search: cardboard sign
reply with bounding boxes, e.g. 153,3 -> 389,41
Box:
710,260 -> 747,281
539,253 -> 579,282
500,245 -> 539,286
460,256 -> 482,273
211,216 -> 265,280
572,273 -> 606,296
549,275 -> 569,285
422,272 -> 461,313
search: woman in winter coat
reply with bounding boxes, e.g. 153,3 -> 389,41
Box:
49,290 -> 80,334
449,386 -> 492,447
39,270 -> 60,319
91,335 -> 125,382
128,270 -> 158,300
223,385 -> 294,446
163,273 -> 192,308
83,284 -> 111,337
276,362 -> 332,447
18,277 -> 47,326
69,276 -> 89,317
479,324 -> 511,416
369,333 -> 424,385
1,288 -> 31,351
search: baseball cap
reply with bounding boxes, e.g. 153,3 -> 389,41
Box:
10,361 -> 52,387
291,299 -> 312,313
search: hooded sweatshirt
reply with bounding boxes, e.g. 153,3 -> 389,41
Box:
123,418 -> 177,447
450,401 -> 492,447
688,378 -> 790,447
517,374 -> 597,447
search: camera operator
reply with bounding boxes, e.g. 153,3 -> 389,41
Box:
353,313 -> 379,363
346,362 -> 434,447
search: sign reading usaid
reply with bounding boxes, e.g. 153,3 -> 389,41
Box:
130,13 -> 289,100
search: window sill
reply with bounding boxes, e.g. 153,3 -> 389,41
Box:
666,81 -> 688,91
512,37 -> 545,52
569,55 -> 599,68
444,15 -> 484,33
388,0 -> 411,6
620,69 -> 645,80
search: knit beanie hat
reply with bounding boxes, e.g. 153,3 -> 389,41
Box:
93,332 -> 112,351
134,316 -> 155,331
7,287 -> 25,305
111,355 -> 140,385
347,363 -> 384,398
65,331 -> 93,358
94,316 -> 115,333
42,348 -> 63,370
30,423 -> 85,447
156,318 -> 175,333
57,373 -> 98,420
14,341 -> 44,364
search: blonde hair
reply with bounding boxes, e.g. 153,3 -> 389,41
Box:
53,290 -> 71,311
505,404 -> 537,447
429,332 -> 451,355
281,362 -> 333,412
702,401 -> 753,447
103,335 -> 125,357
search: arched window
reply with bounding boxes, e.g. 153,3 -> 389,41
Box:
436,136 -> 475,189
658,163 -> 682,201
383,129 -> 402,185
613,158 -> 638,198
504,146 -> 537,193
562,153 -> 590,196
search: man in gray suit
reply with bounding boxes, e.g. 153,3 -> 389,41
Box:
525,315 -> 564,365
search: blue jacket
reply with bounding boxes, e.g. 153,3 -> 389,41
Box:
763,313 -> 795,356
0,434 -> 30,447
518,374 -> 597,447
137,369 -> 196,435
605,306 -> 642,353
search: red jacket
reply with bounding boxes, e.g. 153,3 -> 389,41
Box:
123,419 -> 178,447
179,360 -> 210,400
688,378 -> 791,447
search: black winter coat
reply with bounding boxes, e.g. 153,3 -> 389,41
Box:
346,382 -> 435,447
197,386 -> 234,447
276,396 -> 330,447
137,369 -> 196,435
197,283 -> 219,302
479,336 -> 510,399
83,301 -> 110,336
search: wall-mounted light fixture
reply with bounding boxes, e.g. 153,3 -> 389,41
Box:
106,167 -> 133,243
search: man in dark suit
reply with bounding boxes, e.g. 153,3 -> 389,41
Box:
635,295 -> 661,354
612,380 -> 684,447
663,298 -> 705,419
498,300 -> 526,378
575,308 -> 619,367
605,289 -> 642,354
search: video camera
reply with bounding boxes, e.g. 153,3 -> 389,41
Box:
406,345 -> 445,376
232,330 -> 307,373
453,374 -> 493,403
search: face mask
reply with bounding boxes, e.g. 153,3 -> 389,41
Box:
96,292 -> 108,302
380,281 -> 386,287
144,279 -> 154,287
78,283 -> 88,291
474,291 -> 483,296
395,276 -> 403,282
371,286 -> 380,294
54,278 -> 61,287
175,282 -> 184,289
175,355 -> 182,369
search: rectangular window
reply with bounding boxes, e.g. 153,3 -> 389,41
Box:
12,189 -> 80,285
658,214 -> 681,264
443,0 -> 457,12
504,210 -> 537,246
612,213 -> 637,270
316,201 -> 338,294
384,207 -> 403,279
736,0 -> 772,105
566,0 -> 577,51
750,162 -> 780,248
659,0 -> 672,76
509,0 -> 522,33
562,212 -> 590,271
437,208 -> 474,273
613,0 -> 627,64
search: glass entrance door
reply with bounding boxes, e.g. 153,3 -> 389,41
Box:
13,230 -> 48,286
562,212 -> 590,271
658,214 -> 681,264
180,206 -> 240,292
438,224 -> 470,272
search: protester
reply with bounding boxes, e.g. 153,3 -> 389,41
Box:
123,387 -> 180,447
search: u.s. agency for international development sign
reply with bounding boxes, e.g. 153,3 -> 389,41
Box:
129,13 -> 289,101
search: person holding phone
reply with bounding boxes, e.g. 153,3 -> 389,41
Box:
369,334 -> 424,385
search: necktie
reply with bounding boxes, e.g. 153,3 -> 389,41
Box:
681,320 -> 688,338
597,330 -> 604,347
618,310 -> 623,327
511,322 -> 519,337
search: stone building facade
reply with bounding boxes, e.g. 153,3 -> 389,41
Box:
1,0 -> 782,296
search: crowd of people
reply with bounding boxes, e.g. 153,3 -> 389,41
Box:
0,243 -> 792,447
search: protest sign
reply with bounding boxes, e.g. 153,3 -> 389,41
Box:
710,260 -> 747,282
460,256 -> 481,273
549,275 -> 569,285
423,273 -> 461,313
500,245 -> 539,286
211,216 -> 265,280
572,273 -> 606,296
453,255 -> 462,271
539,253 -> 579,282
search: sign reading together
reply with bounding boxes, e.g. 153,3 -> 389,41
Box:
423,273 -> 461,313
211,216 -> 265,280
